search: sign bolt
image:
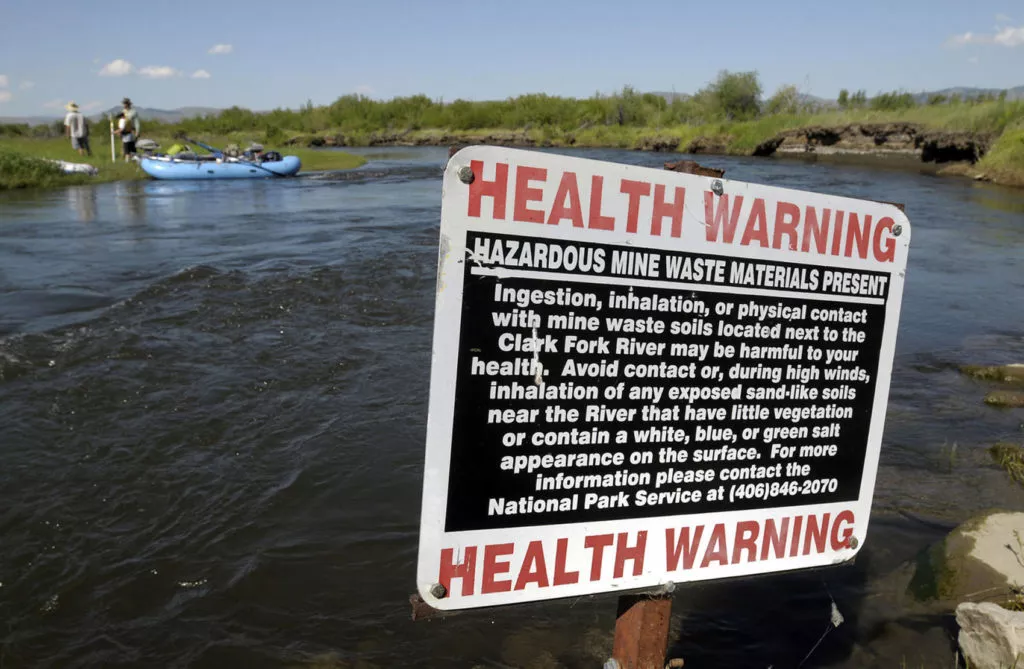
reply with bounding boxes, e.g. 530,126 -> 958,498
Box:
429,582 -> 448,599
892,224 -> 903,237
457,165 -> 475,184
848,536 -> 859,550
711,180 -> 724,196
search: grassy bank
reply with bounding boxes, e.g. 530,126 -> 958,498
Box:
4,75 -> 1024,188
973,127 -> 1024,186
283,100 -> 1024,151
226,95 -> 1022,186
0,135 -> 366,191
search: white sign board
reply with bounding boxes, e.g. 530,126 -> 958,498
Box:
417,146 -> 910,611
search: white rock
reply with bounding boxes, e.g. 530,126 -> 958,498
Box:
909,511 -> 1024,605
957,602 -> 1024,669
963,513 -> 1024,589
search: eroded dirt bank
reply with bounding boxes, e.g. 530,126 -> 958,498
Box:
284,122 -> 1009,185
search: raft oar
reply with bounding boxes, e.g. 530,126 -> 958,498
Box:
184,137 -> 223,158
185,136 -> 289,178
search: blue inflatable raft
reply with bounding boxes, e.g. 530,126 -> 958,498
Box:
140,155 -> 302,180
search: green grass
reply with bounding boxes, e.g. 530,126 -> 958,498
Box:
0,136 -> 145,188
0,134 -> 365,190
990,442 -> 1024,486
0,149 -> 91,189
270,100 -> 1024,154
976,127 -> 1024,187
5,92 -> 1024,188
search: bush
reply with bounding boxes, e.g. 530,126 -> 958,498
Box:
701,70 -> 762,120
0,123 -> 30,138
871,90 -> 916,111
839,90 -> 868,108
0,149 -> 72,190
765,85 -> 799,115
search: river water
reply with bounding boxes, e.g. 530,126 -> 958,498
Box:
1,147 -> 1023,668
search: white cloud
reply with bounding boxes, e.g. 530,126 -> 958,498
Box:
208,44 -> 233,55
42,99 -> 64,110
994,25 -> 1024,45
99,59 -> 134,76
947,24 -> 1024,47
0,75 -> 8,87
996,13 -> 1013,23
946,31 -> 976,46
191,69 -> 212,79
82,101 -> 103,112
0,90 -> 11,103
355,84 -> 375,96
20,81 -> 35,90
968,56 -> 980,63
138,65 -> 181,79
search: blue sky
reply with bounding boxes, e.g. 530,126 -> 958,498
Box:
0,0 -> 1022,116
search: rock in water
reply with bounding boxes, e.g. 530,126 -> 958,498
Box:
957,602 -> 1024,669
909,512 -> 1024,606
961,364 -> 1024,384
985,390 -> 1024,408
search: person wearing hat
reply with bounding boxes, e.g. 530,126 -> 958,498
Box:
63,101 -> 91,157
116,97 -> 141,160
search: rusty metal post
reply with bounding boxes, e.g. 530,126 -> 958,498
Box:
609,594 -> 673,669
663,159 -> 725,178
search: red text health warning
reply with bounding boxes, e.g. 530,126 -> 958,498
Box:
466,159 -> 899,263
418,146 -> 910,610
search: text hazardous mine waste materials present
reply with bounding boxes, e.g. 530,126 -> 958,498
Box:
417,146 -> 910,611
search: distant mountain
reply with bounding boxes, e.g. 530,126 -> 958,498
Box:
0,106 -> 221,126
0,115 -> 53,125
650,86 -> 1024,106
90,106 -> 221,123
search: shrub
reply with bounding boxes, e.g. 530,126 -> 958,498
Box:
0,149 -> 73,190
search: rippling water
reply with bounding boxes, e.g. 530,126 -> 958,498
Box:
1,147 -> 1023,668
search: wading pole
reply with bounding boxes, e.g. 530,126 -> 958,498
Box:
108,114 -> 115,163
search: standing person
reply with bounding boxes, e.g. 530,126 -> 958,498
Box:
114,113 -> 134,162
119,97 -> 140,161
63,102 -> 91,157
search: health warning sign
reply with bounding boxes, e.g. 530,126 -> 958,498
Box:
417,146 -> 910,611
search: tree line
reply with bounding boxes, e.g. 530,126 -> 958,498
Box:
2,71 -> 1018,140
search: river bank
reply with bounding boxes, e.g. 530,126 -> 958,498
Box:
2,120 -> 1021,191
0,136 -> 367,190
280,122 -> 1024,188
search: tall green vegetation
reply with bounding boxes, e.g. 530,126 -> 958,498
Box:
870,90 -> 916,111
765,85 -> 800,115
704,70 -> 763,120
130,70 -> 1017,142
0,150 -> 82,189
837,89 -> 868,109
2,71 -> 1022,186
3,72 -> 1019,144
152,71 -> 785,137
